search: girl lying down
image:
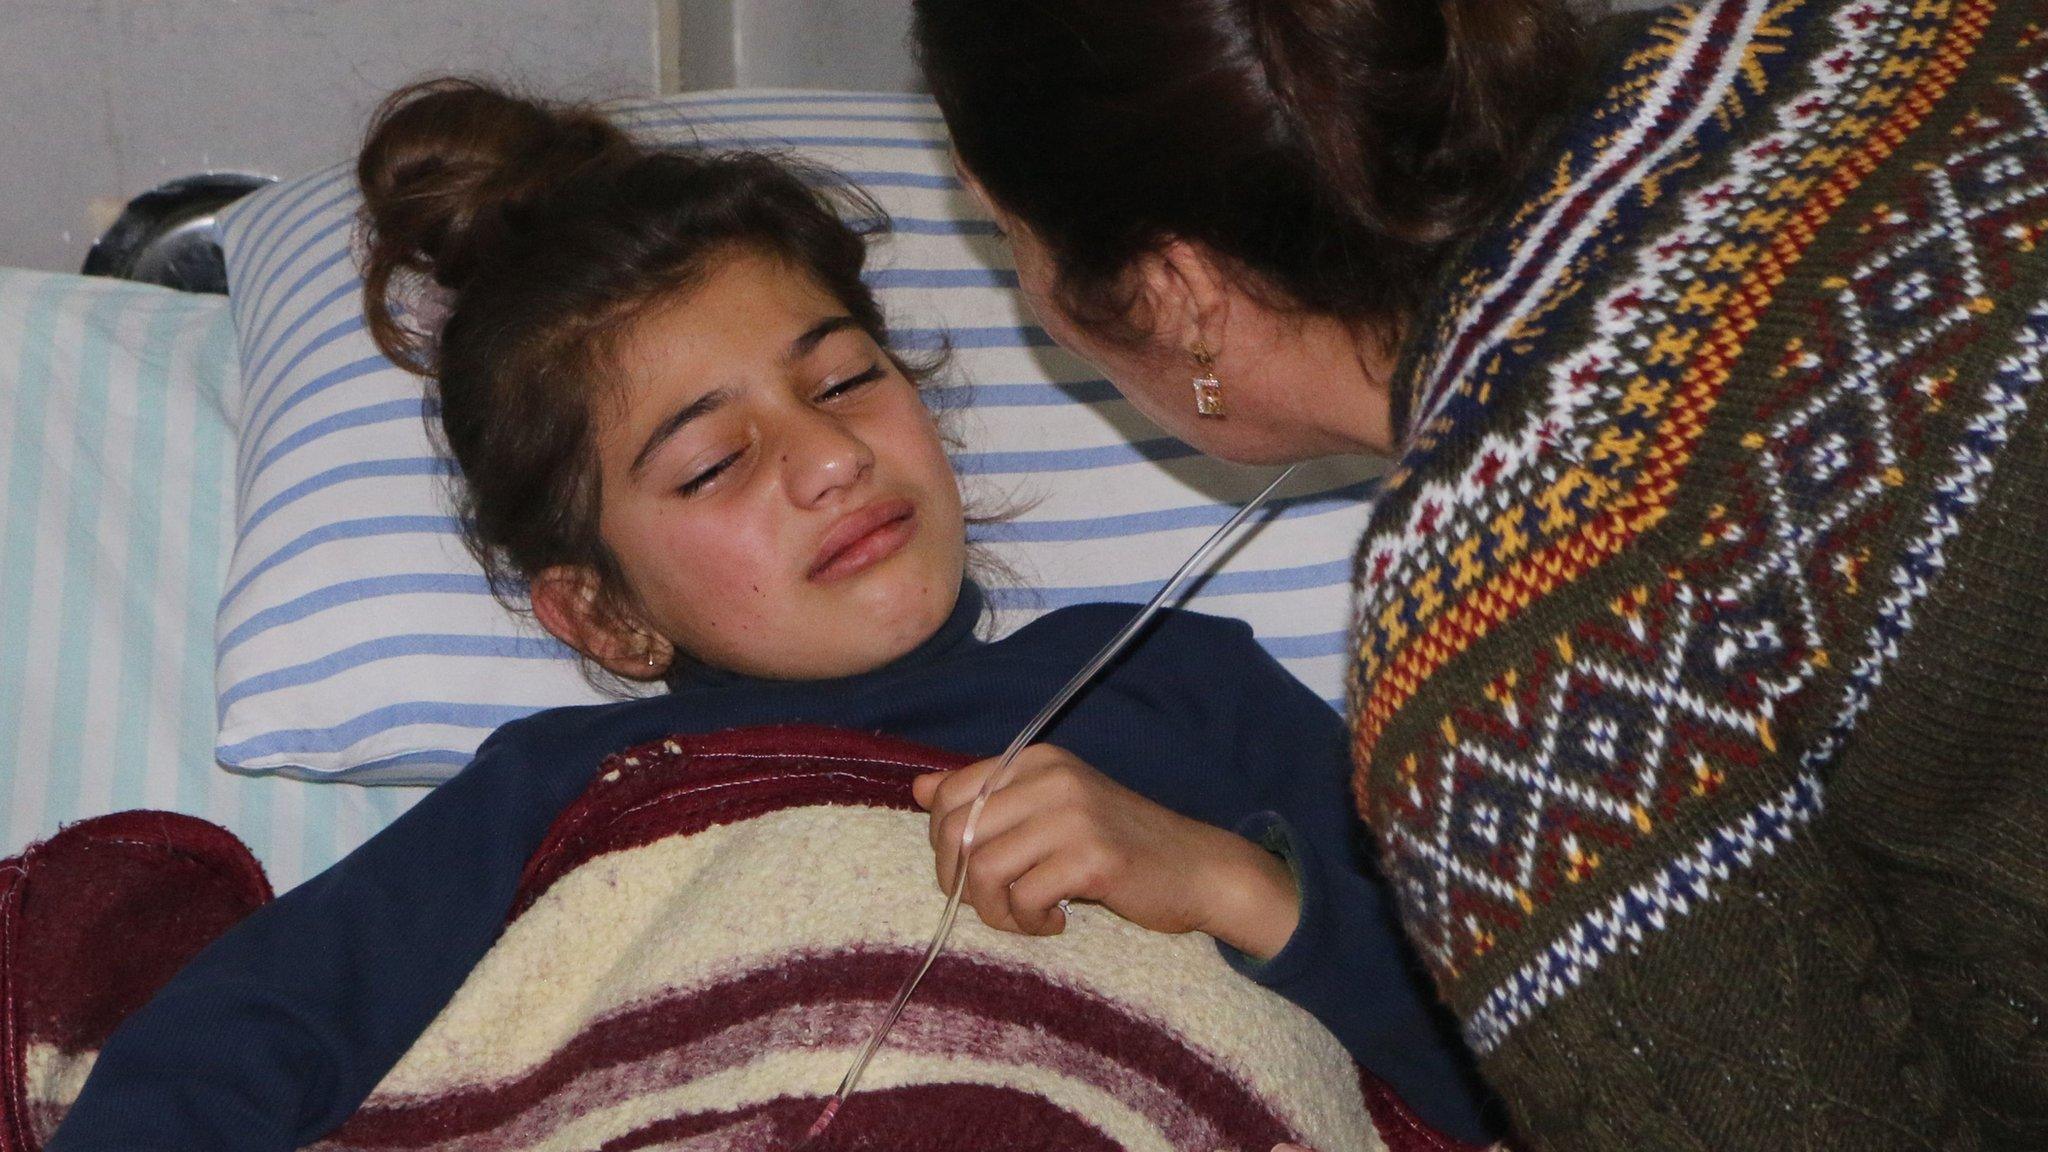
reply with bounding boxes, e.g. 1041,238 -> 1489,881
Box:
44,81 -> 1497,1151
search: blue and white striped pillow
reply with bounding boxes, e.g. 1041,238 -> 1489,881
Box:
213,90 -> 1384,782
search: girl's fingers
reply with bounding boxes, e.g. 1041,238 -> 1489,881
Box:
1005,858 -> 1079,936
927,745 -> 1067,822
924,747 -> 1092,909
911,770 -> 948,810
963,830 -> 1084,938
933,790 -> 1028,892
923,762 -> 996,839
924,755 -> 1032,850
932,804 -> 969,890
929,769 -> 1070,886
959,820 -> 1056,932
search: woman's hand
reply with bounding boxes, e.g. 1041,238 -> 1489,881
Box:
911,744 -> 1299,958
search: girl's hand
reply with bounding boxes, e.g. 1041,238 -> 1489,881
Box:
910,744 -> 1299,958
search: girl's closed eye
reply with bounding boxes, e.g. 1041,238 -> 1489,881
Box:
677,447 -> 745,497
671,363 -> 887,498
817,363 -> 886,402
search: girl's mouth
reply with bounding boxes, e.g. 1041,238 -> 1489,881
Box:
808,498 -> 917,583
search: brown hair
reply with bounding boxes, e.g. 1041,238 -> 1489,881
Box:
912,0 -> 1588,339
356,79 -> 933,682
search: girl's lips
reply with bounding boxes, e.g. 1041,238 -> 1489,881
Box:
808,499 -> 917,583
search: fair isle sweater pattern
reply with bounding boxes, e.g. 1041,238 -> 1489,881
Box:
1349,0 -> 2045,1056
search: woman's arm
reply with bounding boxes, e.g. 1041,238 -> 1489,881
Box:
47,727 -> 584,1152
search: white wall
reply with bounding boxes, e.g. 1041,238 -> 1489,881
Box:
0,1 -> 663,273
733,0 -> 922,91
676,0 -> 921,92
671,0 -> 1672,93
0,0 -> 1675,274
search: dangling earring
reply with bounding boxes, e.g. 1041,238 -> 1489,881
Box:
1191,342 -> 1226,418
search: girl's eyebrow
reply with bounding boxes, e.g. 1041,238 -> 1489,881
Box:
630,387 -> 733,479
786,314 -> 859,363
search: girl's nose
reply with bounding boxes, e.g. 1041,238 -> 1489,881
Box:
783,410 -> 875,506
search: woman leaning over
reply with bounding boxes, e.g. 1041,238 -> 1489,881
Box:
912,0 -> 2048,1148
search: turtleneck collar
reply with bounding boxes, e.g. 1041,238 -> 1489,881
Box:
662,580 -> 988,696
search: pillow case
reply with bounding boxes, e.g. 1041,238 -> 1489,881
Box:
0,270 -> 420,889
213,90 -> 1384,782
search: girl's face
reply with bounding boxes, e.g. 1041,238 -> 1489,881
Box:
578,250 -> 968,681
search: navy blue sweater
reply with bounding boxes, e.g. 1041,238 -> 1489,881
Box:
50,586 -> 1496,1148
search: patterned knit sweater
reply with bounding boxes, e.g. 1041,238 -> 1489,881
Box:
1350,1 -> 2048,1148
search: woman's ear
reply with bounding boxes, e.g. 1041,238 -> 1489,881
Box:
1136,240 -> 1233,358
530,566 -> 673,681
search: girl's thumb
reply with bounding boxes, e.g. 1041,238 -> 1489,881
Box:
910,770 -> 948,809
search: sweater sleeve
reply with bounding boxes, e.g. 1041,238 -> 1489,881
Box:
1209,626 -> 1503,1146
46,725 -> 589,1152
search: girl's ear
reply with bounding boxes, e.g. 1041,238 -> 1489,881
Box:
531,565 -> 673,681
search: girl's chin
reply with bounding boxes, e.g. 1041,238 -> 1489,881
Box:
683,564 -> 965,681
734,576 -> 956,681
865,575 -> 961,637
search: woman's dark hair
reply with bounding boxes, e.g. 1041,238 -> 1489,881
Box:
357,78 -> 928,681
913,0 -> 1589,339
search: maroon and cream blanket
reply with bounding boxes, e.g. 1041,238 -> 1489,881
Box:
4,725 -> 1473,1151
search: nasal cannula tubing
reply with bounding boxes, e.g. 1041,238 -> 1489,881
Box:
793,464 -> 1301,1148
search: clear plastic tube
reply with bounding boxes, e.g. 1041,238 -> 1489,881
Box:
794,464 -> 1300,1147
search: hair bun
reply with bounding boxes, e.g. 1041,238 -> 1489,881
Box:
355,79 -> 635,371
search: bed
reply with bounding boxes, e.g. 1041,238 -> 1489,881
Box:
0,89 -> 1386,892
0,88 -> 1476,1152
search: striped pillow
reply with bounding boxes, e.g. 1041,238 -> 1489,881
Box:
213,90 -> 1385,781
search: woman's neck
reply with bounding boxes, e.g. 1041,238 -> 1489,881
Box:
1346,320 -> 1404,454
1246,311 -> 1402,458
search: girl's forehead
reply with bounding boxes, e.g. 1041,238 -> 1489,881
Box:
598,256 -> 876,458
620,254 -> 853,373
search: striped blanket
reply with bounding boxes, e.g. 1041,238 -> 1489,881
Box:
8,726 -> 1461,1151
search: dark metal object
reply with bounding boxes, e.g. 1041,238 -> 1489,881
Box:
82,173 -> 276,295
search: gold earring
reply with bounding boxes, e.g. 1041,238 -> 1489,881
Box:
1191,343 -> 1226,418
